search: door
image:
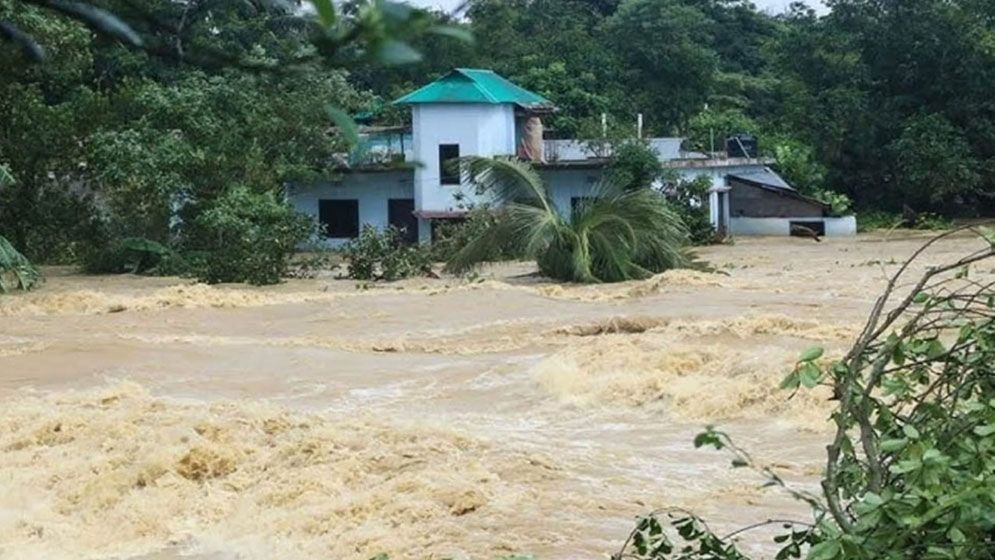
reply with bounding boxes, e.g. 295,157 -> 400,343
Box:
388,199 -> 418,244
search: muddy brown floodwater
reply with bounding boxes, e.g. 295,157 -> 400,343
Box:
2,233 -> 992,560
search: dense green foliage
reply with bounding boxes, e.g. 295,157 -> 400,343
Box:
447,157 -> 689,283
660,173 -> 717,244
363,0 -> 995,217
615,227 -> 995,559
0,0 -> 461,284
190,187 -> 317,285
428,207 -> 521,264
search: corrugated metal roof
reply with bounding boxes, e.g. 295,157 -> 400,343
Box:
727,167 -> 796,191
393,68 -> 553,110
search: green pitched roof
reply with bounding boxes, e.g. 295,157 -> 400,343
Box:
393,68 -> 553,110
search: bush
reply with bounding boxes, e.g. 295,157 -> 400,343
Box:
428,208 -> 520,263
191,187 -> 316,285
812,189 -> 853,217
858,210 -> 952,232
661,173 -> 716,245
606,140 -> 663,191
81,237 -> 189,275
345,225 -> 432,281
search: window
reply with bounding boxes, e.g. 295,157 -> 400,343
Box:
319,199 -> 359,238
439,144 -> 460,185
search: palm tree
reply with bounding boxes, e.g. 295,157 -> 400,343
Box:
445,157 -> 690,283
0,236 -> 40,293
0,167 -> 41,293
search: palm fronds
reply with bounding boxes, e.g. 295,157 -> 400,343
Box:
446,157 -> 691,283
0,235 -> 41,293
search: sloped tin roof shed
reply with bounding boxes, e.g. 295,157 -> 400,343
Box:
393,68 -> 554,111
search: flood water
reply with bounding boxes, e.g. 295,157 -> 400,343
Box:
1,233 -> 989,560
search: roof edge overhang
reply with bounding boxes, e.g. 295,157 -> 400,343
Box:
726,174 -> 830,211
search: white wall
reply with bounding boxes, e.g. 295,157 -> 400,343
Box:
541,168 -> 603,213
412,104 -> 516,213
730,216 -> 857,237
544,137 -> 684,163
290,171 -> 414,248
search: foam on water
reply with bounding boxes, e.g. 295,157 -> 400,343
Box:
0,383 -> 568,560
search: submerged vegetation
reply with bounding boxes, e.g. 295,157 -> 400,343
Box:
345,225 -> 432,282
447,157 -> 689,283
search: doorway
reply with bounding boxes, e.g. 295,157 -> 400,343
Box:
388,199 -> 418,244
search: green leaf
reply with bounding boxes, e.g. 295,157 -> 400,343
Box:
378,40 -> 422,65
903,425 -> 920,439
693,428 -> 724,450
863,492 -> 883,507
799,362 -> 822,388
973,424 -> 995,437
780,371 -> 801,390
310,0 -> 337,27
799,346 -> 825,363
947,526 -> 966,544
429,25 -> 475,43
913,292 -> 929,304
880,438 -> 908,452
327,106 -> 359,146
926,339 -> 946,359
807,540 -> 841,560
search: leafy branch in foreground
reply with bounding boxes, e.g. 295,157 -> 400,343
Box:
2,0 -> 468,72
616,224 -> 995,559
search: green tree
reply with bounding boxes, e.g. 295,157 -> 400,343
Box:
604,0 -> 718,131
772,138 -> 827,193
686,107 -> 758,153
890,113 -> 981,210
447,157 -> 690,283
606,140 -> 663,191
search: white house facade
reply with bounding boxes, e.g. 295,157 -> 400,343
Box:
289,68 -> 856,247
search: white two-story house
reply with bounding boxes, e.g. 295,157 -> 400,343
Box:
289,68 -> 855,246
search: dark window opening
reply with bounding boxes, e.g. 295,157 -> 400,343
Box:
439,144 -> 460,185
790,220 -> 826,238
388,199 -> 418,244
319,199 -> 359,238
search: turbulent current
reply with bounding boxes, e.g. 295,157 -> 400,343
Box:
1,233 -> 990,560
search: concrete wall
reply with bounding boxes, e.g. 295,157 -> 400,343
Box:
730,216 -> 857,237
541,168 -> 603,213
290,171 -> 414,248
411,104 -> 516,214
544,137 -> 684,163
